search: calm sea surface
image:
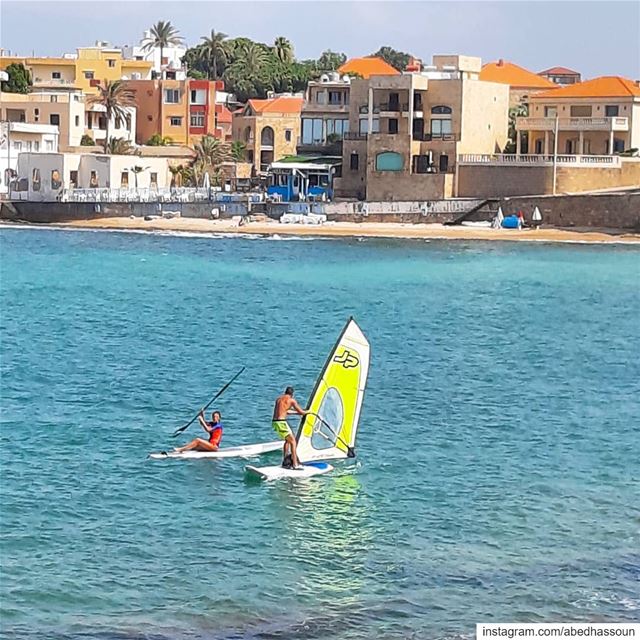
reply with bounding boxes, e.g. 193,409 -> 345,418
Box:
1,227 -> 639,639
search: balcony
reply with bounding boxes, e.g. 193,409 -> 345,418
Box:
378,102 -> 409,114
344,132 -> 368,141
516,117 -> 629,132
412,133 -> 458,142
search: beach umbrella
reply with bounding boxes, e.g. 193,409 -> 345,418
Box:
532,206 -> 542,222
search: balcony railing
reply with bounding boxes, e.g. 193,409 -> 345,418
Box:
516,116 -> 629,131
378,102 -> 409,112
412,133 -> 458,142
344,132 -> 368,141
458,153 -> 622,167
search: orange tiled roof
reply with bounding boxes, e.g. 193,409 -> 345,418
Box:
480,60 -> 556,89
539,66 -> 580,76
247,96 -> 303,114
535,76 -> 640,99
216,105 -> 233,124
337,56 -> 400,79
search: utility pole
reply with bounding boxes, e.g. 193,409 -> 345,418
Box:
552,114 -> 559,196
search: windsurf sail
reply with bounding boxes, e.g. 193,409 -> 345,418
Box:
296,317 -> 370,463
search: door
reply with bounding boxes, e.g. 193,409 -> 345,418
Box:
439,154 -> 449,172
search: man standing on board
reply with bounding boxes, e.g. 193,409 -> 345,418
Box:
273,387 -> 308,470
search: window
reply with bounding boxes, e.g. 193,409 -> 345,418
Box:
388,118 -> 398,134
170,116 -> 182,126
439,154 -> 449,172
375,151 -> 403,171
570,105 -> 592,117
613,138 -> 625,153
52,71 -> 61,79
70,171 -> 78,187
544,106 -> 557,117
50,95 -> 58,103
32,168 -> 41,191
89,171 -> 99,188
413,155 -> 431,174
84,71 -> 94,79
150,172 -> 158,188
51,170 -> 62,190
75,115 -> 80,126
164,89 -> 180,104
45,140 -> 54,151
359,118 -> 379,134
605,105 -> 619,117
50,114 -> 60,126
350,152 -> 359,171
430,118 -> 452,137
316,91 -> 327,105
26,141 -> 32,151
328,91 -> 342,105
431,105 -> 452,115
285,129 -> 292,142
34,108 -> 39,122
190,89 -> 206,105
108,59 -> 116,68
190,113 -> 205,127
34,141 -> 40,152
261,126 -> 274,146
14,141 -> 22,151
121,171 -> 129,188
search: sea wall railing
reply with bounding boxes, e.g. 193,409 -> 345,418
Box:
457,154 -> 622,167
61,188 -> 267,203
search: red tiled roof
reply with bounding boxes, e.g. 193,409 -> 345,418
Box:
247,96 -> 303,114
216,105 -> 232,124
535,76 -> 640,99
338,56 -> 400,79
539,66 -> 580,76
480,60 -> 557,89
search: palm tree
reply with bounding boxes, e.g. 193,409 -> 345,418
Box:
230,140 -> 246,162
240,42 -> 268,72
194,135 -> 229,167
142,21 -> 183,79
200,29 -> 228,79
131,165 -> 149,190
273,37 -> 293,64
87,81 -> 137,153
107,137 -> 133,155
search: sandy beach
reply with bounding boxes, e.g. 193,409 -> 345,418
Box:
9,217 -> 640,244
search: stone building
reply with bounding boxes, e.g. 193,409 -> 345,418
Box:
335,55 -> 510,200
232,95 -> 303,173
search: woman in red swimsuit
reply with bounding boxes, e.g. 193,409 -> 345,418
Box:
175,410 -> 223,453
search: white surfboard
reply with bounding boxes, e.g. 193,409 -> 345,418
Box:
245,461 -> 334,481
149,440 -> 283,460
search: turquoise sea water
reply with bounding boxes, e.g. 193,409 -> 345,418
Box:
1,227 -> 639,639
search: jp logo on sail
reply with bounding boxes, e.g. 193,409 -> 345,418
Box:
333,349 -> 359,369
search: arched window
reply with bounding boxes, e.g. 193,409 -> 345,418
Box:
261,126 -> 274,147
431,105 -> 452,114
375,151 -> 403,171
430,106 -> 453,138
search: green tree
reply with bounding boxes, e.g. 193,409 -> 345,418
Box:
371,46 -> 412,72
142,21 -> 183,78
1,62 -> 32,93
145,133 -> 173,146
230,140 -> 246,162
273,37 -> 293,64
316,50 -> 347,71
505,101 -> 529,153
87,80 -> 137,153
80,134 -> 96,146
107,137 -> 133,155
200,29 -> 229,79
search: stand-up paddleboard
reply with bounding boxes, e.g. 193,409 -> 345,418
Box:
245,317 -> 370,481
245,461 -> 334,481
149,440 -> 283,460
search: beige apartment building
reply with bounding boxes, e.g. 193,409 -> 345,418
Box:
232,96 -> 303,173
516,76 -> 640,156
336,55 -> 510,200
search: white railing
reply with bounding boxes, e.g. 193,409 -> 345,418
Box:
62,187 -> 213,203
516,117 -> 629,131
458,154 -> 622,167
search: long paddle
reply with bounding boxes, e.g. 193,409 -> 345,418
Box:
308,412 -> 356,458
171,367 -> 245,438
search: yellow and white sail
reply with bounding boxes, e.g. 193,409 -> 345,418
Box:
296,318 -> 370,462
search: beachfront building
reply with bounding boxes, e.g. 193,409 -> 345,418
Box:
516,76 -> 640,156
299,72 -> 351,155
0,44 -> 153,95
0,89 -> 136,149
122,31 -> 187,80
1,89 -> 85,149
126,78 -> 223,146
12,152 -> 172,201
232,95 -> 303,173
538,67 -> 582,86
480,59 -> 556,107
336,55 -> 510,200
0,121 -> 59,195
